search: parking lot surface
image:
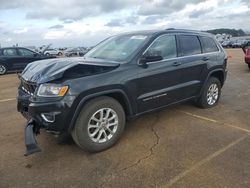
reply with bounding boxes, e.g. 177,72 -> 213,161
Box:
0,49 -> 249,188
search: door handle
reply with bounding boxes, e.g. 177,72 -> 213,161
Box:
172,62 -> 182,66
202,57 -> 209,61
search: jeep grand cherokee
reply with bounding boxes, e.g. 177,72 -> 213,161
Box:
17,29 -> 227,155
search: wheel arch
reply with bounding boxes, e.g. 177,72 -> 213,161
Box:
208,69 -> 225,86
198,68 -> 226,97
68,89 -> 133,132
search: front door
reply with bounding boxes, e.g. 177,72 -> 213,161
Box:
135,34 -> 183,113
17,48 -> 40,69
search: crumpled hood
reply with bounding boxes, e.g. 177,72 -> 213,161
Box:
21,57 -> 120,84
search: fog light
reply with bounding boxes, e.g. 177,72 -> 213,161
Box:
41,113 -> 55,123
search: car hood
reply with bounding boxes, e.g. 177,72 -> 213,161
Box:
21,57 -> 120,84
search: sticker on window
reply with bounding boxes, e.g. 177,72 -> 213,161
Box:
130,35 -> 147,40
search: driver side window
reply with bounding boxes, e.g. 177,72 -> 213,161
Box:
146,35 -> 177,60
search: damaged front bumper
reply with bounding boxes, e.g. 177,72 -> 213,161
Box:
24,119 -> 41,156
17,88 -> 76,156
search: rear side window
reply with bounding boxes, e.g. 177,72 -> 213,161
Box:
200,36 -> 219,53
2,49 -> 18,56
178,35 -> 201,56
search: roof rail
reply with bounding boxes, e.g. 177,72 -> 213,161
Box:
165,28 -> 175,30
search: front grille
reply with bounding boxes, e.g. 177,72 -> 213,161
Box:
20,78 -> 37,96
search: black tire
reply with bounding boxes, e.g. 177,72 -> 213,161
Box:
58,52 -> 62,56
248,64 -> 250,70
0,64 -> 7,75
45,53 -> 50,56
196,77 -> 221,108
71,96 -> 125,152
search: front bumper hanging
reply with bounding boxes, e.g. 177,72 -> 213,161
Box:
24,119 -> 41,156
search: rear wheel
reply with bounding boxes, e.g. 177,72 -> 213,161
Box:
196,77 -> 221,108
0,64 -> 7,75
248,64 -> 250,70
71,96 -> 125,152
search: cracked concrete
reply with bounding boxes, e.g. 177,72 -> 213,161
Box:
99,114 -> 160,187
120,114 -> 160,171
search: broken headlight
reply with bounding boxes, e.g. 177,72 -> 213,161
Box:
37,84 -> 68,97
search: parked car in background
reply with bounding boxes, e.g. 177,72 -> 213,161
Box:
244,48 -> 250,70
64,47 -> 88,57
17,29 -> 227,155
221,40 -> 233,48
0,47 -> 54,75
232,41 -> 242,48
43,48 -> 63,56
242,41 -> 250,70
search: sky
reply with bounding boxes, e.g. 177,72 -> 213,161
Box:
0,0 -> 249,47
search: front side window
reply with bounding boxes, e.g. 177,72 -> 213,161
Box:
18,49 -> 35,57
179,35 -> 201,56
2,49 -> 18,56
85,34 -> 150,62
145,35 -> 177,60
200,36 -> 219,53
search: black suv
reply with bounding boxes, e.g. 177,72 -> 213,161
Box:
17,29 -> 227,155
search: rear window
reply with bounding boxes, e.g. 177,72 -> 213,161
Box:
178,35 -> 201,56
200,36 -> 219,53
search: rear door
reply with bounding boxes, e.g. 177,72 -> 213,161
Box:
135,34 -> 183,113
176,34 -> 207,99
1,48 -> 21,70
199,36 -> 221,66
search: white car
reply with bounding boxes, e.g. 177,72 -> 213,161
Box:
43,49 -> 62,56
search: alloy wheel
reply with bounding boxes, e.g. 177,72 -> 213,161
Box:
87,108 -> 119,143
0,65 -> 6,75
207,83 -> 219,105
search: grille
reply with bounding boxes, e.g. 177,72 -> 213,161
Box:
21,78 -> 37,96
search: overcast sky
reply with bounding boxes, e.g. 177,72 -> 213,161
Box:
0,0 -> 249,47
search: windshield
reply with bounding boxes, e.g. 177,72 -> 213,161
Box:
85,34 -> 150,62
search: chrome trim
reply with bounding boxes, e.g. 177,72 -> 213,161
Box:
41,113 -> 55,123
21,86 -> 34,96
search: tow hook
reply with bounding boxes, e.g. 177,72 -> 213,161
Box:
24,119 -> 41,156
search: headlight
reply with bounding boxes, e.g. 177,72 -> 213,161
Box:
37,84 -> 68,97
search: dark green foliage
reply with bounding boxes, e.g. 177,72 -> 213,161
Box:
206,29 -> 247,37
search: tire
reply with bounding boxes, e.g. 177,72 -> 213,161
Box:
71,96 -> 125,152
0,64 -> 7,75
58,52 -> 62,56
248,64 -> 250,70
45,53 -> 50,56
196,77 -> 221,108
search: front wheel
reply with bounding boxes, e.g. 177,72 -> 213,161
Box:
0,64 -> 7,75
196,77 -> 221,108
71,96 -> 125,152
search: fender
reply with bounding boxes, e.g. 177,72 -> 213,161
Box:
198,68 -> 226,96
68,89 -> 133,132
206,68 -> 226,84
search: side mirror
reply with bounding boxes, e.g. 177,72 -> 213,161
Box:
138,50 -> 163,67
